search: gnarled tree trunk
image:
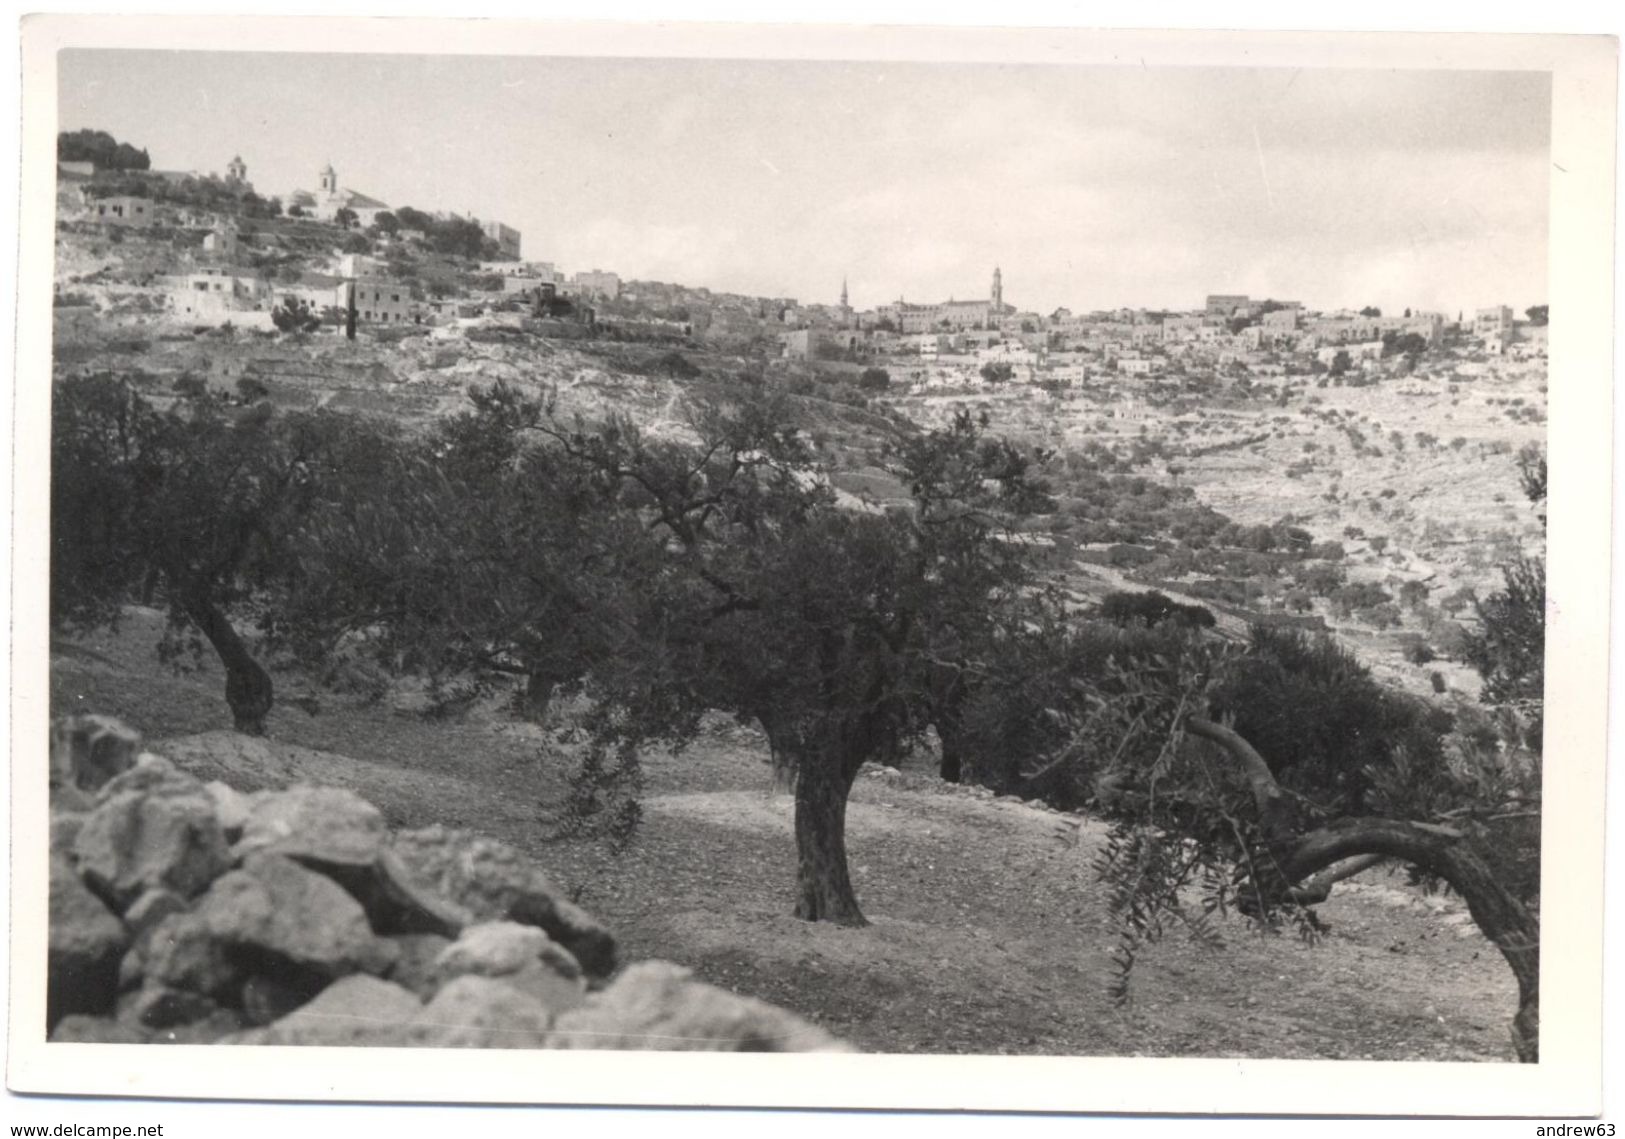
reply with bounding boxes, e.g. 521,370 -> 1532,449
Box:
516,670 -> 556,721
1186,715 -> 1540,1062
1282,818 -> 1540,1062
929,669 -> 969,784
181,592 -> 273,736
791,738 -> 866,927
757,710 -> 799,797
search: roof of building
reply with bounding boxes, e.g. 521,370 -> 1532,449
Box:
337,189 -> 391,210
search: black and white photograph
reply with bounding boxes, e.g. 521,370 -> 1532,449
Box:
5,11 -> 1617,1127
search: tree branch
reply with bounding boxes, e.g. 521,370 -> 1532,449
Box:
1184,714 -> 1293,838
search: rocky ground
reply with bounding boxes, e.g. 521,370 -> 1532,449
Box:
48,611 -> 1523,1060
48,715 -> 850,1052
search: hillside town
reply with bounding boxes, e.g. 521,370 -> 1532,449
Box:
57,149 -> 1545,394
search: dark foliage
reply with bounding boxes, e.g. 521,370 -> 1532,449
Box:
1098,590 -> 1216,631
1208,625 -> 1454,817
58,129 -> 150,171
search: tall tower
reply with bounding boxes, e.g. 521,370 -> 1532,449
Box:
225,155 -> 247,185
991,266 -> 1004,311
319,162 -> 338,195
840,276 -> 849,309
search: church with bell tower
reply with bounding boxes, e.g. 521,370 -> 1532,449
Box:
288,160 -> 393,227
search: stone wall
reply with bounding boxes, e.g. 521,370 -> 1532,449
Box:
46,715 -> 851,1052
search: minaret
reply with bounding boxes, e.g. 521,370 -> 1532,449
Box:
840,277 -> 849,309
991,266 -> 1004,311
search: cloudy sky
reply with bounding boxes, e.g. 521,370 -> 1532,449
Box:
58,51 -> 1550,316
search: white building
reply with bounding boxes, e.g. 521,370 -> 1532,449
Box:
290,163 -> 392,227
169,267 -> 275,320
91,196 -> 156,228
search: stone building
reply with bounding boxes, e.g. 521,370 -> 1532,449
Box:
482,220 -> 522,260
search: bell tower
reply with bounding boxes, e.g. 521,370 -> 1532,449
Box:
225,155 -> 247,185
319,162 -> 338,195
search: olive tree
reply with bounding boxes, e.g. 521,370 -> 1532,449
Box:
51,375 -> 335,733
1073,626 -> 1541,1060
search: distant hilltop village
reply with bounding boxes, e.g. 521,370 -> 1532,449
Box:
53,132 -> 1545,386
54,144 -> 626,328
768,278 -> 1540,391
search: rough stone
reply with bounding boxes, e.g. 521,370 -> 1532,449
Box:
233,784 -> 387,870
141,855 -> 397,1005
203,780 -> 257,841
51,812 -> 88,859
118,984 -> 221,1030
500,961 -> 588,1015
140,912 -> 239,1001
548,961 -> 853,1052
232,789 -> 469,938
331,847 -> 471,939
393,826 -> 616,978
194,853 -> 399,982
52,714 -> 142,797
118,944 -> 147,993
148,1008 -> 252,1045
411,975 -> 555,1048
95,754 -> 208,803
241,971 -> 329,1027
49,1015 -> 150,1044
48,854 -> 130,1029
434,922 -> 585,1013
243,975 -> 425,1047
383,933 -> 454,999
435,921 -> 566,977
74,786 -> 230,911
124,887 -> 189,938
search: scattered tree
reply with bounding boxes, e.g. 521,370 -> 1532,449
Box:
271,297 -> 321,334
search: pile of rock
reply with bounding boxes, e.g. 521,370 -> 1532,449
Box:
47,715 -> 850,1052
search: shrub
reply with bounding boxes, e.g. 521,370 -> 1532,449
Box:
1097,590 -> 1216,630
1404,641 -> 1437,665
1208,625 -> 1453,815
1105,543 -> 1157,568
